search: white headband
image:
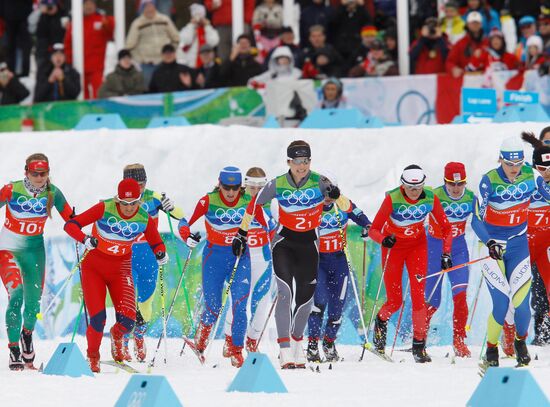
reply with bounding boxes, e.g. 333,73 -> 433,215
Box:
245,176 -> 267,186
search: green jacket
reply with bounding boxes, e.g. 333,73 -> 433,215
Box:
98,64 -> 146,98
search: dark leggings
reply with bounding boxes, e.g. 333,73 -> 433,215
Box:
272,236 -> 319,348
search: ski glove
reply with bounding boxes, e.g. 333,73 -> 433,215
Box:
186,232 -> 202,248
441,253 -> 452,270
155,251 -> 169,266
487,239 -> 504,261
326,184 -> 340,200
161,193 -> 175,212
232,229 -> 247,257
381,235 -> 396,248
83,235 -> 98,251
361,225 -> 371,241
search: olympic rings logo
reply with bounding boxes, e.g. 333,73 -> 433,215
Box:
495,182 -> 529,201
441,201 -> 471,218
281,189 -> 316,205
396,204 -> 427,220
106,216 -> 140,237
320,213 -> 341,228
532,191 -> 543,201
141,201 -> 150,212
16,196 -> 46,213
214,208 -> 245,224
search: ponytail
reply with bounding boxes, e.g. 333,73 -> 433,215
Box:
521,131 -> 543,148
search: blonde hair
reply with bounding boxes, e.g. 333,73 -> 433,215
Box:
246,167 -> 266,178
25,153 -> 53,219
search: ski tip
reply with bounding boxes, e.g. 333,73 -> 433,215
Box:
316,366 -> 320,373
328,363 -> 332,370
444,352 -> 450,358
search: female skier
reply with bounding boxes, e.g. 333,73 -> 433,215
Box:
425,162 -> 476,358
0,153 -> 73,370
369,165 -> 453,363
178,167 -> 251,368
231,140 -> 347,369
64,179 -> 167,372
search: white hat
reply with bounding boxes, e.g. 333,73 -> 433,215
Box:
467,11 -> 483,24
526,35 -> 543,53
401,165 -> 426,186
190,3 -> 206,19
500,136 -> 524,161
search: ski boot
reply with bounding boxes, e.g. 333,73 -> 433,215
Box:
194,322 -> 213,353
484,344 -> 499,367
223,335 -> 233,358
225,342 -> 244,368
279,346 -> 295,369
322,337 -> 340,362
373,316 -> 388,355
110,326 -> 125,362
245,336 -> 258,353
20,328 -> 36,368
307,338 -> 322,363
412,338 -> 432,363
501,322 -> 516,357
453,334 -> 471,358
133,324 -> 147,362
9,346 -> 24,371
87,350 -> 100,373
121,335 -> 132,362
291,336 -> 307,369
514,337 -> 531,367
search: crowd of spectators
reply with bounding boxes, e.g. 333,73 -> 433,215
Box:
0,0 -> 548,105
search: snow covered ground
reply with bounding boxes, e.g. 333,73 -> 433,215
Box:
1,337 -> 550,407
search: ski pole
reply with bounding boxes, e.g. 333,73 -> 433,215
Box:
415,256 -> 490,282
71,296 -> 85,343
180,291 -> 203,356
158,264 -> 168,364
74,242 -> 88,327
466,265 -> 484,332
361,240 -> 367,315
149,246 -> 195,369
333,205 -> 372,360
390,279 -> 410,357
37,250 -> 89,320
362,244 -> 391,361
165,210 -> 196,335
254,296 -> 278,352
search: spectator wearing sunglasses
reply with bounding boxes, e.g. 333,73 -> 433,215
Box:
471,136 -> 550,369
425,162 -> 477,359
231,140 -> 349,370
522,128 -> 550,347
178,166 -> 252,368
368,165 -> 453,364
64,179 -> 168,373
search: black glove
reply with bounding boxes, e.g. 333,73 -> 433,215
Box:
186,231 -> 202,248
326,184 -> 340,200
441,253 -> 452,270
232,229 -> 247,257
381,235 -> 396,248
83,235 -> 98,251
360,225 -> 370,241
155,251 -> 169,266
487,239 -> 504,261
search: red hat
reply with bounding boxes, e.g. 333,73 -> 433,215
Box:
117,179 -> 141,202
444,162 -> 466,183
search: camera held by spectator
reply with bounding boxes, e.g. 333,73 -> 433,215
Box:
0,61 -> 30,105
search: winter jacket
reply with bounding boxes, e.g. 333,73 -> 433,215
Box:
500,13 -> 517,54
126,12 -> 180,65
204,0 -> 255,26
98,65 -> 146,98
463,8 -> 501,36
446,32 -> 489,73
64,12 -> 114,75
328,5 -> 371,62
0,76 -> 29,105
299,3 -> 332,47
149,61 -> 195,94
264,42 -> 305,69
34,63 -> 81,103
35,11 -> 67,67
221,53 -> 264,86
468,47 -> 519,72
248,46 -> 302,87
410,36 -> 450,74
178,22 -> 220,68
440,16 -> 465,45
196,61 -> 224,89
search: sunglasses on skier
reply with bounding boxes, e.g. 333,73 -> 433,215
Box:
445,180 -> 466,187
536,164 -> 550,173
29,171 -> 49,178
221,184 -> 241,191
118,197 -> 141,206
289,157 -> 311,165
501,158 -> 524,167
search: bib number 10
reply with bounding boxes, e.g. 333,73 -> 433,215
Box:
19,222 -> 42,235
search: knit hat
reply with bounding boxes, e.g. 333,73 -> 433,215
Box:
467,11 -> 483,24
401,165 -> 426,186
287,143 -> 311,159
444,162 -> 466,183
123,165 -> 147,183
162,44 -> 176,54
140,0 -> 156,13
519,15 -> 536,27
533,146 -> 550,166
444,0 -> 459,9
488,28 -> 504,39
361,25 -> 377,37
118,49 -> 132,60
52,43 -> 64,54
117,179 -> 141,202
219,166 -> 242,186
190,3 -> 206,19
526,35 -> 544,53
500,137 -> 524,161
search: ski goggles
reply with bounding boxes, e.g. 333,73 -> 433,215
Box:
221,184 -> 241,191
244,176 -> 267,187
501,158 -> 525,167
536,164 -> 550,173
444,180 -> 466,187
402,183 -> 425,191
117,196 -> 141,206
288,157 -> 311,165
544,140 -> 550,146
